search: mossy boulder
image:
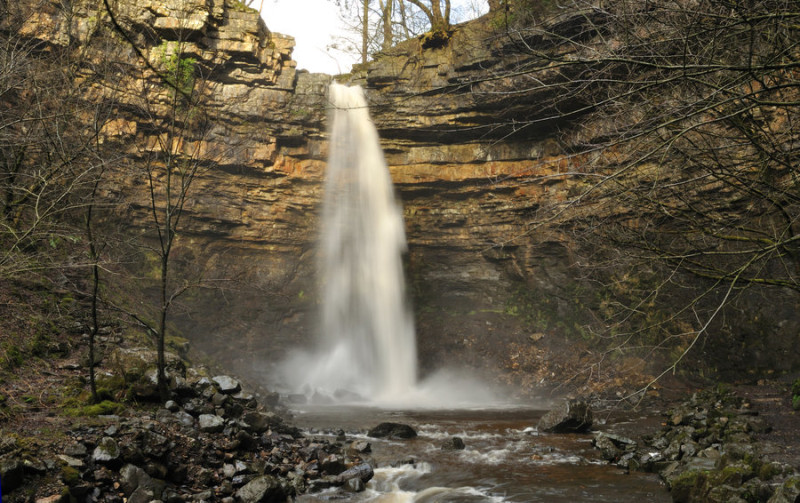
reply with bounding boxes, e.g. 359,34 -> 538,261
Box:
109,347 -> 185,400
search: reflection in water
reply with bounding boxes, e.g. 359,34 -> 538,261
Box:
294,407 -> 670,502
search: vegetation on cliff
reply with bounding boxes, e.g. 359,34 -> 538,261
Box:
2,0 -> 800,500
453,0 -> 800,391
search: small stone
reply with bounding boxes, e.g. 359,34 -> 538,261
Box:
349,440 -> 372,454
57,454 -> 85,468
170,410 -> 194,428
120,463 -> 153,495
198,414 -> 225,433
212,393 -> 229,407
165,400 -> 180,412
320,454 -> 346,476
223,463 -> 237,478
64,442 -> 88,457
241,411 -> 281,434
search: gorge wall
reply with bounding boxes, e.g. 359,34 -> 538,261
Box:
16,0 -> 799,396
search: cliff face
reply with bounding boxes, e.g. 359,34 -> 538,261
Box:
17,0 -> 798,393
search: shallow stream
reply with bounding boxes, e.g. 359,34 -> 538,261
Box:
292,406 -> 670,502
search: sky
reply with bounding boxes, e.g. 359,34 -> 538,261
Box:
260,0 -> 489,75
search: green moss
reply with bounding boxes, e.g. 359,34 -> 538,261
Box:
714,463 -> 754,486
166,335 -> 190,355
793,394 -> 800,411
758,461 -> 783,481
228,0 -> 256,13
670,470 -> 708,503
63,400 -> 122,417
1,342 -> 24,369
61,465 -> 81,485
29,331 -> 51,357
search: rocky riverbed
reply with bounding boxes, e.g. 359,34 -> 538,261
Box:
0,349 -> 374,503
592,387 -> 800,503
2,343 -> 799,503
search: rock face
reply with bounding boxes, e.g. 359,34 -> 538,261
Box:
16,0 -> 800,392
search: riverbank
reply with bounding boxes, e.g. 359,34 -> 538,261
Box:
593,378 -> 800,503
1,306 -> 798,502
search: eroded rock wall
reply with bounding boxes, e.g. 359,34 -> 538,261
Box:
16,0 -> 797,394
12,0 -> 648,392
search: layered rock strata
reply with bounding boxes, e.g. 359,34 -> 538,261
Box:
15,0 -> 798,393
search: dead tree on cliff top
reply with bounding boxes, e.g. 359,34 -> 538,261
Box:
472,0 -> 800,391
332,0 -> 455,64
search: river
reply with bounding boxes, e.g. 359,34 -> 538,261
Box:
290,405 -> 671,502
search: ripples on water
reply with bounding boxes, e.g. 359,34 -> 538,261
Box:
293,407 -> 670,502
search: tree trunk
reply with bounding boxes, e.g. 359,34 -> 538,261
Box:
361,0 -> 369,64
381,0 -> 393,51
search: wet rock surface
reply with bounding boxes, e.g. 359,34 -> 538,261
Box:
538,399 -> 594,433
594,388 -> 800,503
367,422 -> 418,439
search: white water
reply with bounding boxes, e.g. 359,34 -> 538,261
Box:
276,83 -> 513,408
280,82 -> 417,402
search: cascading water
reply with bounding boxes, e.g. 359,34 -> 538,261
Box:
282,82 -> 417,401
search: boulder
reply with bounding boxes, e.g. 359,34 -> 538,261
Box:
441,437 -> 466,450
537,399 -> 593,433
236,475 -> 285,503
0,457 -> 25,492
367,422 -> 417,439
109,347 -> 186,399
241,411 -> 282,434
336,463 -> 374,485
92,437 -> 121,465
212,375 -> 241,394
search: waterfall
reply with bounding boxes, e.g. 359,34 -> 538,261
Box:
282,82 -> 417,401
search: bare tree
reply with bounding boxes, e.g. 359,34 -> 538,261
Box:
330,0 -> 460,64
0,4 -> 111,280
98,0 -> 222,401
473,0 -> 800,390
